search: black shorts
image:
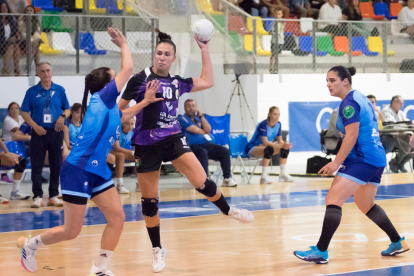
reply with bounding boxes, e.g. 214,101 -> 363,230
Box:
134,134 -> 192,173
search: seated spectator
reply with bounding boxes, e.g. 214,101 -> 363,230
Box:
318,0 -> 342,35
63,103 -> 82,150
398,0 -> 414,39
262,0 -> 290,18
239,0 -> 269,18
18,5 -> 42,70
290,0 -> 319,19
366,94 -> 385,127
2,102 -> 24,141
342,0 -> 379,37
178,99 -> 237,187
110,118 -> 135,194
0,139 -> 30,203
380,95 -> 414,173
0,1 -> 20,76
311,0 -> 325,10
244,106 -> 293,184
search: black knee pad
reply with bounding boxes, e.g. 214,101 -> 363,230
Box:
263,146 -> 274,159
280,148 -> 290,158
15,156 -> 26,173
141,197 -> 159,217
196,178 -> 217,197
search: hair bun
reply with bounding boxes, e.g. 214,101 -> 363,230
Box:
347,67 -> 356,76
155,28 -> 171,41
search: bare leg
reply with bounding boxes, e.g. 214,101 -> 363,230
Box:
13,44 -> 20,75
2,44 -> 13,75
91,187 -> 125,250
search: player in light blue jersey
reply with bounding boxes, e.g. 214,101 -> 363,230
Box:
63,103 -> 82,150
245,106 -> 293,184
17,27 -> 163,276
294,66 -> 410,264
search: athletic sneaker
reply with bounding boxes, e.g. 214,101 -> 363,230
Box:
0,194 -> 9,204
279,174 -> 294,182
31,197 -> 43,208
1,175 -> 13,184
47,197 -> 63,207
10,190 -> 30,200
152,247 -> 167,273
260,176 -> 273,184
381,237 -> 410,256
294,246 -> 329,264
17,237 -> 37,272
227,206 -> 254,224
89,264 -> 115,276
117,185 -> 129,194
222,178 -> 237,187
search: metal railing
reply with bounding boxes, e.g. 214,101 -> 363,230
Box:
0,13 -> 158,76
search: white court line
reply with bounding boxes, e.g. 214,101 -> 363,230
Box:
127,249 -> 144,251
63,248 -> 80,250
223,252 -> 240,254
256,253 -> 272,256
192,251 -> 208,253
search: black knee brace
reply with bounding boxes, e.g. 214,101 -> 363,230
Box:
15,156 -> 26,173
263,146 -> 274,159
280,148 -> 290,159
196,178 -> 217,197
141,197 -> 159,217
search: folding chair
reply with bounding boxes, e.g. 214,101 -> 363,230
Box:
228,134 -> 261,184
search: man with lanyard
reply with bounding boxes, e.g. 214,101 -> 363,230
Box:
21,62 -> 70,208
178,99 -> 237,187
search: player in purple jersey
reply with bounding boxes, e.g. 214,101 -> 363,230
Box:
118,30 -> 255,273
16,28 -> 162,276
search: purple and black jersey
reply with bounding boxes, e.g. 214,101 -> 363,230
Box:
122,67 -> 194,146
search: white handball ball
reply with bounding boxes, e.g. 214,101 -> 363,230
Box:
192,19 -> 214,43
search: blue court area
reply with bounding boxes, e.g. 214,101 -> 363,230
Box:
1,183 -> 413,233
329,264 -> 414,276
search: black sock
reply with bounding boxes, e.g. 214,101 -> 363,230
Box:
212,194 -> 230,215
146,224 -> 161,248
316,205 -> 342,252
366,204 -> 401,243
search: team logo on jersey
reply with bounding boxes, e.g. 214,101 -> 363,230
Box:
343,106 -> 355,119
92,160 -> 98,167
135,158 -> 141,167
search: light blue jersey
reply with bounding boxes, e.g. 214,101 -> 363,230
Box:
336,90 -> 386,168
245,119 -> 282,154
119,130 -> 133,149
66,79 -> 122,179
65,120 -> 82,147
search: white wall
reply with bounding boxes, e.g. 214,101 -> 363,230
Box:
257,73 -> 414,131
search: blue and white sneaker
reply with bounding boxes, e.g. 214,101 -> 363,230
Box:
381,237 -> 410,256
10,190 -> 30,200
294,246 -> 329,264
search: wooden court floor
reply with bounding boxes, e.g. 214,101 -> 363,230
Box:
0,173 -> 414,276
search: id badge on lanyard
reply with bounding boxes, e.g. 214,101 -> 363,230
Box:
42,90 -> 53,124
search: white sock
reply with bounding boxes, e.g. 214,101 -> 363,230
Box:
262,166 -> 268,178
27,235 -> 43,250
12,179 -> 21,193
117,178 -> 123,186
280,164 -> 286,177
95,249 -> 114,269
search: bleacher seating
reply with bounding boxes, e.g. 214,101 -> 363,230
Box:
244,35 -> 271,55
52,32 -> 84,55
317,36 -> 345,56
334,36 -> 362,56
368,36 -> 395,56
196,0 -> 223,15
390,3 -> 402,17
374,3 -> 398,20
299,36 -> 327,56
352,36 -> 379,56
75,33 -> 107,55
89,0 -> 106,13
285,21 -> 310,37
390,19 -> 410,38
247,17 -> 269,35
360,2 -> 385,20
39,32 -> 64,55
229,15 -> 252,35
33,0 -> 63,12
42,11 -> 73,33
95,0 -> 122,14
117,0 -> 135,13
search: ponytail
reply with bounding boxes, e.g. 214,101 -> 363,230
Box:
81,75 -> 90,123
